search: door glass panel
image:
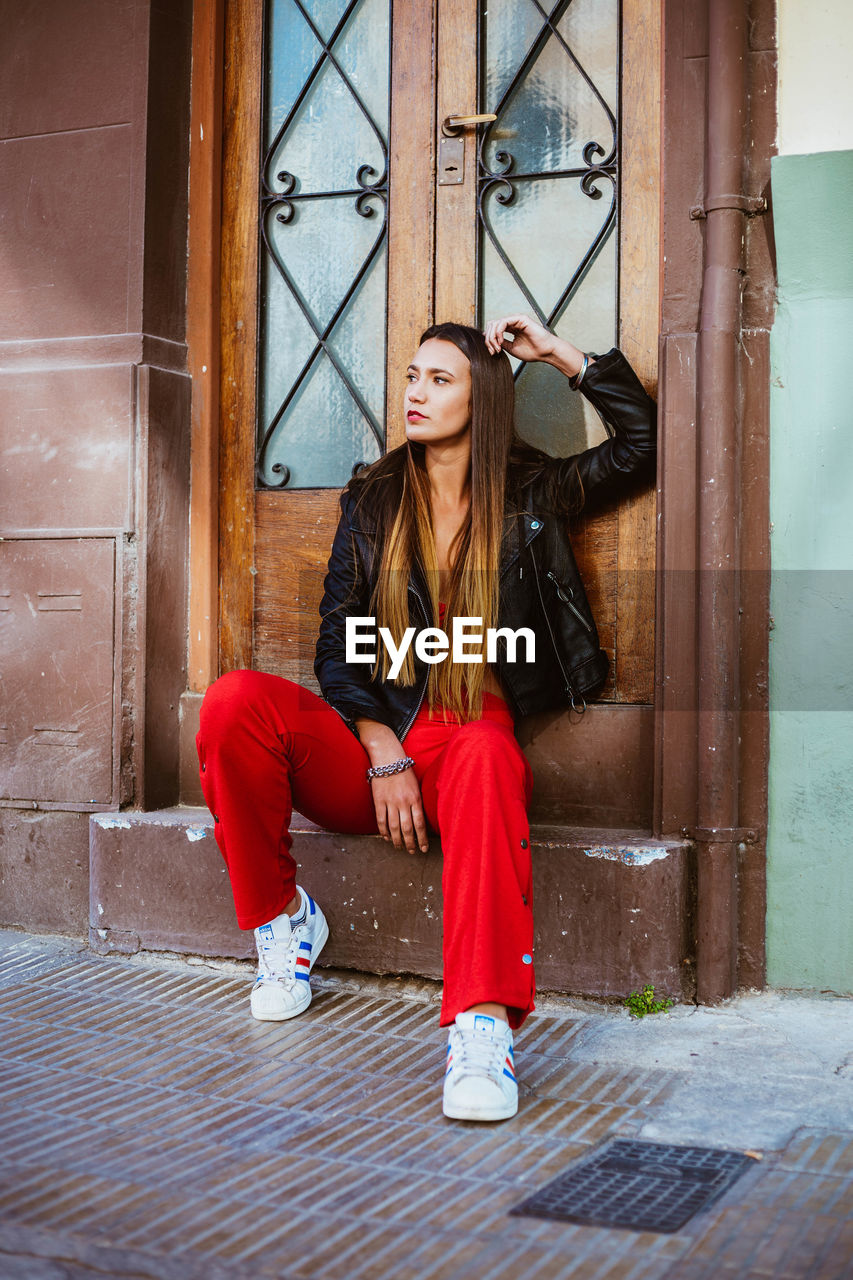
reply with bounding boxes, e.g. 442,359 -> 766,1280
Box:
258,0 -> 390,488
479,0 -> 619,453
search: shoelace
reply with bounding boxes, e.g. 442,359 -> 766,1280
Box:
452,1026 -> 509,1080
257,927 -> 300,987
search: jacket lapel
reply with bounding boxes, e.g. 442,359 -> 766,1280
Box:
500,509 -> 545,579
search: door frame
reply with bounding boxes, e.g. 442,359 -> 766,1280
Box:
184,0 -> 773,989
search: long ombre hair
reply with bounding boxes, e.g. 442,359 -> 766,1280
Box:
344,322 -> 563,720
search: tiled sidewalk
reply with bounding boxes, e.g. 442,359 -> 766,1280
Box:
0,931 -> 851,1279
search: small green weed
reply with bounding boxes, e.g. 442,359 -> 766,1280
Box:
624,984 -> 674,1018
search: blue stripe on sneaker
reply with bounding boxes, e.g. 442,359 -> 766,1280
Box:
299,941 -> 312,953
503,1067 -> 516,1081
295,972 -> 310,981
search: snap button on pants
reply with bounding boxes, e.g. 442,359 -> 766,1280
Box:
197,670 -> 535,1028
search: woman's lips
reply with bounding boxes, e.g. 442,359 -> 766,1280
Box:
406,410 -> 426,422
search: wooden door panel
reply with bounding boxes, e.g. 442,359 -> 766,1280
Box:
434,0 -> 478,322
613,0 -> 661,702
219,0 -> 261,673
431,0 -> 658,703
254,489 -> 339,684
386,2 -> 438,452
250,1 -> 437,683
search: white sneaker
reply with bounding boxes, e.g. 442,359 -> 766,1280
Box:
442,1011 -> 518,1121
250,887 -> 329,1022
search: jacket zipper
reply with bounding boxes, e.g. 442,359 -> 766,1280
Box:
531,556 -> 585,712
545,570 -> 595,633
398,678 -> 428,741
397,582 -> 431,739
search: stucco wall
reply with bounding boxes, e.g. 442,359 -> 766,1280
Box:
767,136 -> 853,989
777,2 -> 853,156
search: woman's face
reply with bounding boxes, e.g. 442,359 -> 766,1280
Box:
404,338 -> 472,447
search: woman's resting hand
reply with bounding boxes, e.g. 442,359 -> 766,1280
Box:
355,717 -> 430,855
370,769 -> 430,856
484,313 -> 588,380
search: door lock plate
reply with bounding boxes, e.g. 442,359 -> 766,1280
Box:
438,136 -> 464,185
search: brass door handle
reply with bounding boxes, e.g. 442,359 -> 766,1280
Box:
441,112 -> 497,137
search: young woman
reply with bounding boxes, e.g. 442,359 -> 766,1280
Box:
197,313 -> 656,1122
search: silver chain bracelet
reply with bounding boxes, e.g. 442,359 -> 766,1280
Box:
366,756 -> 415,781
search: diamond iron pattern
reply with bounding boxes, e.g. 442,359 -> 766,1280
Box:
258,0 -> 388,489
478,0 -> 619,380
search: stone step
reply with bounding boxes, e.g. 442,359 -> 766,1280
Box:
90,807 -> 694,1001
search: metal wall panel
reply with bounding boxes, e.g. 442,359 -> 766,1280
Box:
0,539 -> 115,803
0,365 -> 133,534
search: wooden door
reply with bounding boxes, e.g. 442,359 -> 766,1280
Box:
219,0 -> 659,703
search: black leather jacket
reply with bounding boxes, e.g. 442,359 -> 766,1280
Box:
314,348 -> 656,739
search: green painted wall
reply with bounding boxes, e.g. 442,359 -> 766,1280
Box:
767,149 -> 853,993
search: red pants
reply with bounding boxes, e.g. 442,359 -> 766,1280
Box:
196,671 -> 535,1028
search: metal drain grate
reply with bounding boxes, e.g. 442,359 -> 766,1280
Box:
509,1140 -> 753,1234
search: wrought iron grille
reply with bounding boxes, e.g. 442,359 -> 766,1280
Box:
256,0 -> 619,486
257,0 -> 390,490
477,0 -> 619,390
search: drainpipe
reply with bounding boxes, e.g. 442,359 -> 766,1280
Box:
693,0 -> 749,1002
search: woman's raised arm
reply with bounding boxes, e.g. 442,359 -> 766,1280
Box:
484,313 -> 656,510
483,313 -> 591,381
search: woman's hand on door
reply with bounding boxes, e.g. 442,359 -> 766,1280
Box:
484,314 -> 587,381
